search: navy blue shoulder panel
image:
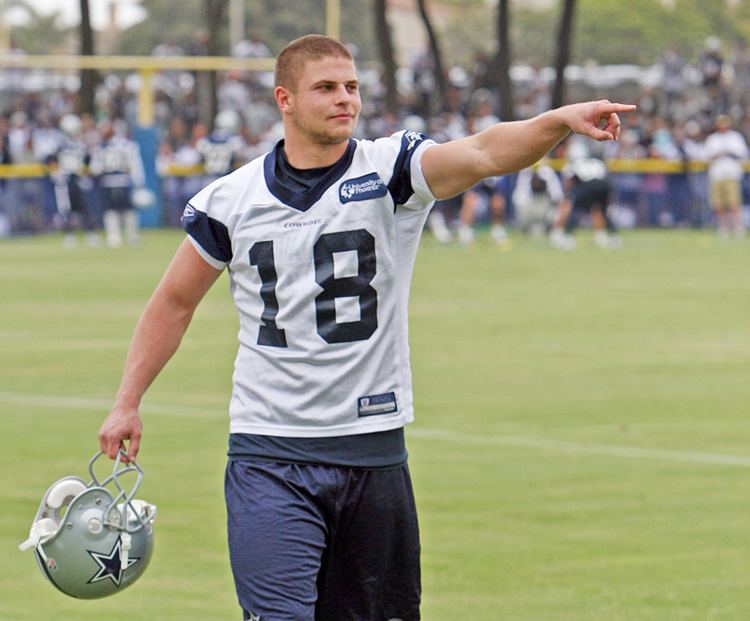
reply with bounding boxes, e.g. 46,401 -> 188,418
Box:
387,131 -> 429,206
181,205 -> 232,263
264,139 -> 356,212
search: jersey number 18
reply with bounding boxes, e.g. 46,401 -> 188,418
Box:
249,229 -> 378,347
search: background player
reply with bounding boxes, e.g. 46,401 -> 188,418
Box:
512,158 -> 564,239
196,109 -> 247,185
98,35 -> 634,620
48,114 -> 100,248
550,139 -> 623,250
89,119 -> 147,248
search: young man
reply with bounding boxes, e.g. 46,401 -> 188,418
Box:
98,35 -> 634,620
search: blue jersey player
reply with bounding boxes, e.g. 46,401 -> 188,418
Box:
98,35 -> 635,620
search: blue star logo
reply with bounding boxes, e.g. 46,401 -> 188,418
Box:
87,537 -> 140,587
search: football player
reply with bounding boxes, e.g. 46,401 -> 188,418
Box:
98,35 -> 634,620
49,114 -> 100,248
196,109 -> 246,185
89,119 -> 147,248
550,139 -> 623,250
512,159 -> 564,238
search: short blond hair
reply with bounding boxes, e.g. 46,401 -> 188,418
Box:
275,34 -> 353,91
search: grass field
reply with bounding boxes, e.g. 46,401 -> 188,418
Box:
1,228 -> 749,620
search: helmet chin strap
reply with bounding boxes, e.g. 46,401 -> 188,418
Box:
19,518 -> 58,555
120,532 -> 132,570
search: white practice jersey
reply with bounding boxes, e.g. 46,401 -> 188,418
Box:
183,131 -> 436,437
90,137 -> 146,188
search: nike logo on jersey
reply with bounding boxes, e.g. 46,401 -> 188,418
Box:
404,130 -> 425,151
339,173 -> 388,203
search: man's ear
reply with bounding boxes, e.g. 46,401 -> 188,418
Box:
275,86 -> 293,115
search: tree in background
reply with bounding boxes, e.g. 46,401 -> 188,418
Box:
494,0 -> 514,120
374,0 -> 398,115
5,1 -> 70,53
79,0 -> 97,116
415,0 -> 447,114
552,0 -> 576,109
205,0 -> 228,129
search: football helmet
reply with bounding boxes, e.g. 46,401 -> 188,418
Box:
214,109 -> 240,133
131,186 -> 155,210
19,451 -> 156,599
59,113 -> 82,137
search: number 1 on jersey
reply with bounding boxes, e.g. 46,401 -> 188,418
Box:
248,240 -> 288,347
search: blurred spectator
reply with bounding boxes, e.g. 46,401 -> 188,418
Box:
187,29 -> 209,57
219,69 -> 252,113
699,36 -> 728,113
8,111 -> 33,163
642,119 -> 672,226
151,37 -> 186,95
660,43 -> 686,119
232,30 -> 271,58
410,48 -> 437,118
0,115 -> 12,167
703,114 -> 748,238
604,128 -> 646,221
157,116 -> 204,226
151,37 -> 184,58
0,116 -> 12,237
31,113 -> 64,163
729,37 -> 750,110
682,120 -> 711,227
231,30 -> 272,87
665,124 -> 693,228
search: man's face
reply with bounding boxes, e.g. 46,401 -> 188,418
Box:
281,56 -> 361,145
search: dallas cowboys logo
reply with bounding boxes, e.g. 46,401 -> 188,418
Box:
87,537 -> 140,587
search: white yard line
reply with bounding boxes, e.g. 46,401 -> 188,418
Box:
2,391 -> 749,468
408,428 -> 750,468
0,391 -> 223,419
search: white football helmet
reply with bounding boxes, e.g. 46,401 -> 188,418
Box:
131,187 -> 155,210
214,109 -> 241,133
19,451 -> 156,599
59,114 -> 82,137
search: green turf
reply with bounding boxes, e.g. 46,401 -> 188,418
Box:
1,229 -> 748,620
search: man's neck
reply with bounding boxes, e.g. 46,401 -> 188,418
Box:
281,136 -> 350,169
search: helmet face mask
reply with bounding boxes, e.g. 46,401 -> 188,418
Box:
20,451 -> 156,599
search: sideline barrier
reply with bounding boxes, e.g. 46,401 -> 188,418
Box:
0,158 -> 730,235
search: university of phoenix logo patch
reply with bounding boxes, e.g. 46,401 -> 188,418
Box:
339,173 -> 387,204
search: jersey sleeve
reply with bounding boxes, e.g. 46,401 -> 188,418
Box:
181,181 -> 233,270
374,131 -> 436,210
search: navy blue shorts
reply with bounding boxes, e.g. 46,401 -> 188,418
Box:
225,460 -> 421,621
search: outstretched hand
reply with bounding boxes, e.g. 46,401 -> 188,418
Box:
562,100 -> 637,142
